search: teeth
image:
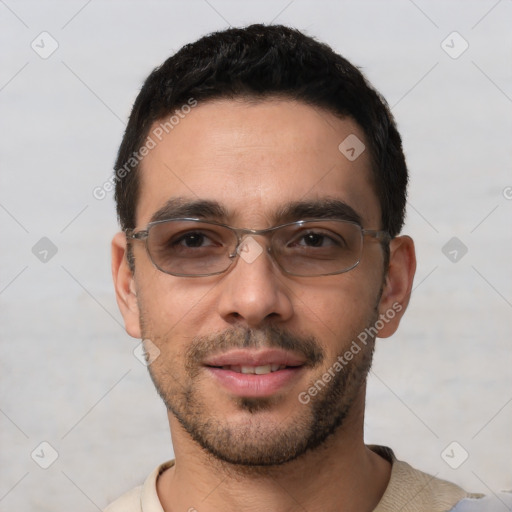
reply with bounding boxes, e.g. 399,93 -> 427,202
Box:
254,365 -> 272,375
224,364 -> 286,374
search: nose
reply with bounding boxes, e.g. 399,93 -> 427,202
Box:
217,236 -> 294,327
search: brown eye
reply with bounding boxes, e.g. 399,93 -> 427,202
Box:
290,230 -> 343,249
174,232 -> 212,248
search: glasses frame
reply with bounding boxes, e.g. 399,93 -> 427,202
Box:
125,217 -> 391,277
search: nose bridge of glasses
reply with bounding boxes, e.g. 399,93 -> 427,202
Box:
230,222 -> 275,241
229,226 -> 274,258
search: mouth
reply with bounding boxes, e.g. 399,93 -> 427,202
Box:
213,364 -> 288,374
203,349 -> 306,398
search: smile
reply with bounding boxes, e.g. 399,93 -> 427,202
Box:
216,364 -> 287,374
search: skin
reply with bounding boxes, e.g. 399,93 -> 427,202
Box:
112,98 -> 416,511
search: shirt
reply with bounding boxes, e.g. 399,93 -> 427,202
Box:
104,445 -> 484,512
450,495 -> 512,511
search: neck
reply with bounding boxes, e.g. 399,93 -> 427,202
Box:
157,400 -> 391,512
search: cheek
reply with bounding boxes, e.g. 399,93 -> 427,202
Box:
292,273 -> 381,353
136,270 -> 219,341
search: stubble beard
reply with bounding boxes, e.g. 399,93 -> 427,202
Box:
141,303 -> 379,468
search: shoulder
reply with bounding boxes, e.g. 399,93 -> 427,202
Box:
104,485 -> 142,512
370,446 -> 483,512
103,460 -> 175,512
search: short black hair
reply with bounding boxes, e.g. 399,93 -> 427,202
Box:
115,24 -> 408,240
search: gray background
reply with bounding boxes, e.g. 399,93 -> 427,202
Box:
1,0 -> 511,510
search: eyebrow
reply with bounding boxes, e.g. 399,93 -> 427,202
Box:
149,197 -> 362,226
275,199 -> 363,226
150,198 -> 229,223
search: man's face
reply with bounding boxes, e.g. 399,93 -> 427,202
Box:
124,98 -> 389,466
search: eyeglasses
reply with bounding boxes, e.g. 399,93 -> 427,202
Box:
125,218 -> 390,277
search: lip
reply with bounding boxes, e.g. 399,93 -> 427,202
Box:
203,349 -> 306,398
203,348 -> 306,368
205,366 -> 305,397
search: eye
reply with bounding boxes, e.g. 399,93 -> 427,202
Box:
292,230 -> 343,248
298,232 -> 335,247
173,231 -> 218,248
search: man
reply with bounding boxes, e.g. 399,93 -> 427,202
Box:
107,24 -> 493,511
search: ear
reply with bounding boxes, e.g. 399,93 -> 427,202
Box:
376,235 -> 416,338
112,232 -> 141,338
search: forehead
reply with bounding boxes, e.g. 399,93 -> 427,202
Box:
136,98 -> 380,228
